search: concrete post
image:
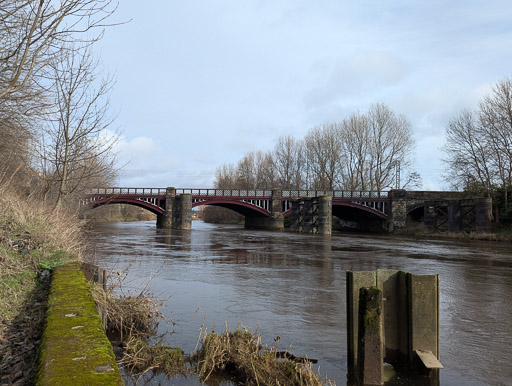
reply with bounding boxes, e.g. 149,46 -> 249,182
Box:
357,287 -> 384,385
269,189 -> 284,230
376,270 -> 408,365
346,271 -> 377,376
408,274 -> 439,368
156,187 -> 175,229
317,195 -> 332,235
172,193 -> 192,230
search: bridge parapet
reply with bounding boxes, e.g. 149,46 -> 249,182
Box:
283,190 -> 386,199
86,187 -> 167,197
176,189 -> 272,198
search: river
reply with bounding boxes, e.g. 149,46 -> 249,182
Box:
86,220 -> 512,385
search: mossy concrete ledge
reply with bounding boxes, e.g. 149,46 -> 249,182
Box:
37,263 -> 123,385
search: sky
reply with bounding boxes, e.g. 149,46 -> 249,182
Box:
96,1 -> 512,190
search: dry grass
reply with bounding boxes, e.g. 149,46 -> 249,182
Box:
90,282 -> 164,341
194,326 -> 329,386
0,184 -> 84,383
120,336 -> 187,377
0,185 -> 84,258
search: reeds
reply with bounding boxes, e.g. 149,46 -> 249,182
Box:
194,326 -> 327,386
120,336 -> 187,377
89,281 -> 164,341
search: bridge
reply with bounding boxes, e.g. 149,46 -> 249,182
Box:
82,187 -> 493,234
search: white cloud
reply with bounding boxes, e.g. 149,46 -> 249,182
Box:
305,51 -> 410,110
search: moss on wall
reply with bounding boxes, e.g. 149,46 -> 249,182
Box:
36,263 -> 123,385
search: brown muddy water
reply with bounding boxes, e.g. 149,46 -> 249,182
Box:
86,220 -> 512,385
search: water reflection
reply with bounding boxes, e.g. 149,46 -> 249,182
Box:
87,221 -> 512,385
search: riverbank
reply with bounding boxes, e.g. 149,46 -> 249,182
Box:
0,187 -> 83,384
393,222 -> 512,242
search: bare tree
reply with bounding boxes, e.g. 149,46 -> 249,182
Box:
214,163 -> 237,189
254,151 -> 275,189
0,116 -> 33,187
272,135 -> 304,189
340,112 -> 370,190
366,103 -> 414,191
40,46 -> 117,208
213,105 -> 415,193
0,0 -> 118,100
479,78 -> 512,210
443,109 -> 494,193
236,152 -> 257,189
304,124 -> 344,190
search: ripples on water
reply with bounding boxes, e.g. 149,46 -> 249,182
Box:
87,221 -> 512,385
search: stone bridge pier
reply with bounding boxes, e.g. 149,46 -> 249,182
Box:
156,187 -> 192,230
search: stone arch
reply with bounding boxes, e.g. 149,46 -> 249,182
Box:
407,203 -> 424,223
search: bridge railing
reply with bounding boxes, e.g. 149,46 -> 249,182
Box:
86,187 -> 167,196
85,188 -> 388,200
282,190 -> 388,199
176,189 -> 272,198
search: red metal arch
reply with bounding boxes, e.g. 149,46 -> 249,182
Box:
192,199 -> 271,216
332,201 -> 388,219
88,198 -> 165,215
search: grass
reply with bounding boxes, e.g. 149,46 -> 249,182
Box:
0,185 -> 84,383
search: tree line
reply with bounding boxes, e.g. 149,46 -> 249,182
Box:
214,103 -> 420,192
443,77 -> 512,222
0,0 -> 119,209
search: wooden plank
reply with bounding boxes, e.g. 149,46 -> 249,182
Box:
415,350 -> 444,369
